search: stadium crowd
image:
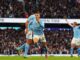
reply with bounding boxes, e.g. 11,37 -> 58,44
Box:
0,28 -> 25,55
0,28 -> 77,55
0,0 -> 80,18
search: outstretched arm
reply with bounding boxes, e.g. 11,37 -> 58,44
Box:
65,19 -> 73,27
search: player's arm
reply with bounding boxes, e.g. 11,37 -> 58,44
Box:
39,22 -> 44,28
65,19 -> 73,27
40,20 -> 44,28
25,15 -> 34,33
25,28 -> 28,34
37,19 -> 44,28
25,16 -> 31,34
25,20 -> 28,34
25,20 -> 28,28
25,15 -> 33,28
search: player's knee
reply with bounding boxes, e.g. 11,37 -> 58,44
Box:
33,38 -> 39,43
26,40 -> 32,45
42,42 -> 47,47
71,43 -> 75,48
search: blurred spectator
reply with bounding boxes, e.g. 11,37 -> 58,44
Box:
0,27 -> 76,55
0,0 -> 80,18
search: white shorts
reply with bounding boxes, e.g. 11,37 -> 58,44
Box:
33,34 -> 46,42
71,38 -> 80,46
26,31 -> 32,39
26,31 -> 46,42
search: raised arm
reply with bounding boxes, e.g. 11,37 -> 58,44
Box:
65,19 -> 73,27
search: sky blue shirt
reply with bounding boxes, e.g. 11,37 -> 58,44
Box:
73,26 -> 80,38
28,15 -> 35,31
28,15 -> 44,35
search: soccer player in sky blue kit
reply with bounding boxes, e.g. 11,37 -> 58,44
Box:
16,10 -> 47,58
66,19 -> 80,57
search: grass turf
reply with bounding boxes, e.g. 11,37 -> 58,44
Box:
0,56 -> 80,60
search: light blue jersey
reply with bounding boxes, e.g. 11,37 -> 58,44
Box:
28,15 -> 35,31
28,15 -> 44,35
73,26 -> 80,38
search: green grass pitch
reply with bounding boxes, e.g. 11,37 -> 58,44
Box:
0,56 -> 80,60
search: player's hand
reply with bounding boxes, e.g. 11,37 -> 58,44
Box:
28,31 -> 32,35
25,28 -> 28,34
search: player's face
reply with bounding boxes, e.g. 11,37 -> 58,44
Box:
35,13 -> 40,20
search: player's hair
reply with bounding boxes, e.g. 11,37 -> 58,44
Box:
73,22 -> 78,25
34,8 -> 40,14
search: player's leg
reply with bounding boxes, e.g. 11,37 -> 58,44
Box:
33,35 -> 39,44
16,31 -> 33,57
76,39 -> 80,56
41,42 -> 48,59
77,46 -> 80,56
40,34 -> 48,59
33,34 -> 48,59
16,44 -> 25,56
70,38 -> 76,57
16,42 -> 30,56
33,35 -> 48,59
23,31 -> 33,57
33,35 -> 39,47
16,44 -> 25,50
23,43 -> 30,58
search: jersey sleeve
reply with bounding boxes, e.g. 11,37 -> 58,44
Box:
27,15 -> 35,22
39,19 -> 44,28
78,25 -> 80,29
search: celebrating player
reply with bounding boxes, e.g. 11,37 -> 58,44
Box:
16,9 -> 48,58
65,19 -> 80,57
27,10 -> 48,58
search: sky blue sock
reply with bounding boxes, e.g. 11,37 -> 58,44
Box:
77,48 -> 80,56
24,43 -> 29,57
17,43 -> 25,50
70,48 -> 73,56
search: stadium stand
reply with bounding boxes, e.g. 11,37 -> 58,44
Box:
0,0 -> 80,18
0,28 -> 25,55
0,27 -> 76,55
0,0 -> 79,55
